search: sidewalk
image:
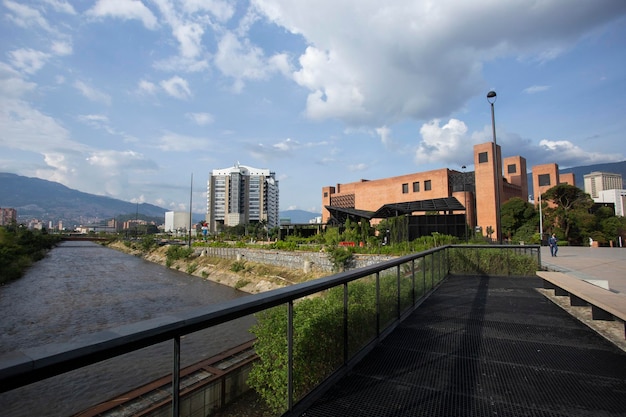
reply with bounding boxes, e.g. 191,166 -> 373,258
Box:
541,245 -> 626,293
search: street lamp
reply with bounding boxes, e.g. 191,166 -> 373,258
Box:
462,165 -> 468,242
487,90 -> 502,244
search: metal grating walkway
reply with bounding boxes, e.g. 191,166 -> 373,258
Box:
301,276 -> 626,417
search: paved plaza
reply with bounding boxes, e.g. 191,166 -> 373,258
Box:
540,245 -> 626,293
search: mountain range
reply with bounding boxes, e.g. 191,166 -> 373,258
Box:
1,161 -> 624,227
0,172 -> 321,227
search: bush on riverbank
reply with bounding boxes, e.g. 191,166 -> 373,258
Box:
0,226 -> 60,284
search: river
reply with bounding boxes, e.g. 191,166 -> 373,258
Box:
0,241 -> 256,417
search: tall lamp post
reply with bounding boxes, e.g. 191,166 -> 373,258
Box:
462,165 -> 468,242
487,90 -> 502,244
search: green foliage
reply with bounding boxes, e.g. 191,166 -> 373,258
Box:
500,197 -> 537,240
248,277 -> 405,414
186,262 -> 198,275
542,184 -> 594,243
234,279 -> 250,289
0,226 -> 60,284
140,236 -> 157,252
448,248 -> 538,276
165,244 -> 193,267
230,260 -> 246,272
268,239 -> 298,251
326,246 -> 353,272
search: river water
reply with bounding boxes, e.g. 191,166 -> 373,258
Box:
0,241 -> 256,417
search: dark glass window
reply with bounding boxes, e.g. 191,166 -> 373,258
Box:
478,152 -> 488,163
412,181 -> 420,192
538,174 -> 551,186
324,192 -> 328,197
508,164 -> 517,174
402,183 -> 409,193
424,180 -> 432,191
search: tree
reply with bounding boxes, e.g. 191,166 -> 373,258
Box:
500,197 -> 537,240
542,184 -> 594,243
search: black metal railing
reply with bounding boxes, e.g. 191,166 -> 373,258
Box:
0,244 -> 540,417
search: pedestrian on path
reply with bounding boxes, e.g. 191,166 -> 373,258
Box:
549,233 -> 558,257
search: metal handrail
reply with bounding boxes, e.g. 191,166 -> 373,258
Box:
0,244 -> 540,416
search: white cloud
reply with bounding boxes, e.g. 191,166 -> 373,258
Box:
173,22 -> 204,58
51,41 -> 73,56
156,131 -> 211,151
9,49 -> 50,75
253,0 -> 626,126
87,0 -> 158,30
186,112 -> 214,125
42,0 -> 77,15
137,79 -> 158,95
537,139 -> 622,166
348,163 -> 368,172
4,1 -> 54,31
375,126 -> 393,148
415,119 -> 469,165
523,85 -> 550,94
160,76 -> 192,99
214,31 -> 292,92
181,0 -> 235,22
74,81 -> 112,105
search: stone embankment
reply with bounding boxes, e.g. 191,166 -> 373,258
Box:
107,241 -> 324,293
107,242 -> 397,294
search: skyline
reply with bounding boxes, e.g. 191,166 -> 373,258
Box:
1,1 -> 625,215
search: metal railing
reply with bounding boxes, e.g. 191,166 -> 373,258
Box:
0,244 -> 540,416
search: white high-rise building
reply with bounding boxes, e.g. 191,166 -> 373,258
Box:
206,163 -> 279,233
164,211 -> 191,232
584,171 -> 623,198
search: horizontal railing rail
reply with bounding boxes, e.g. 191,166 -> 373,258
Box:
0,244 -> 540,417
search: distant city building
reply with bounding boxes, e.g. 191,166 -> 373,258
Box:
584,171 -> 623,198
595,189 -> 626,217
206,163 -> 279,233
164,211 -> 191,232
0,207 -> 17,226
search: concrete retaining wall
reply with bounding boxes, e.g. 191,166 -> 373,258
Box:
197,247 -> 396,273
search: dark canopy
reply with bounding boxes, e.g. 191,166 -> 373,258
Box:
325,197 -> 465,223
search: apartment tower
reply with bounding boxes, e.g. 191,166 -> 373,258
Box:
206,163 -> 279,233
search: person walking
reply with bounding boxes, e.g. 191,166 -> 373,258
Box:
549,233 -> 558,257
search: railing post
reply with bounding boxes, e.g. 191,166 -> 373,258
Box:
172,336 -> 180,417
430,253 -> 435,290
375,271 -> 380,337
343,283 -> 349,363
411,259 -> 416,306
396,265 -> 401,319
288,301 -> 294,411
422,255 -> 426,294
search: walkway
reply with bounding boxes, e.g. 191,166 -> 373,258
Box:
300,249 -> 626,417
540,246 -> 626,293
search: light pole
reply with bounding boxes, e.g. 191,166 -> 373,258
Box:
462,165 -> 468,242
487,90 -> 502,244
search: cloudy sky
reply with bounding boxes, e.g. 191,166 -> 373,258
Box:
1,0 -> 625,215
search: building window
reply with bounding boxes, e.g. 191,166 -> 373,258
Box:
412,181 -> 420,192
508,164 -> 517,174
424,180 -> 432,191
538,174 -> 551,187
478,152 -> 488,163
402,183 -> 409,193
324,192 -> 328,197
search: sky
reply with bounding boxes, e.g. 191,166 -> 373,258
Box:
1,0 -> 625,216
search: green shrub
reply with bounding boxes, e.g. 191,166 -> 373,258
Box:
234,279 -> 250,289
230,260 -> 246,272
186,262 -> 198,275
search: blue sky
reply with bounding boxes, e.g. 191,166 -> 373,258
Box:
1,1 -> 625,216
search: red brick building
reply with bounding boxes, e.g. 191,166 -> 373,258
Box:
322,141 -> 574,242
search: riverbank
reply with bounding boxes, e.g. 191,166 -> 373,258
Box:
106,241 -> 326,294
